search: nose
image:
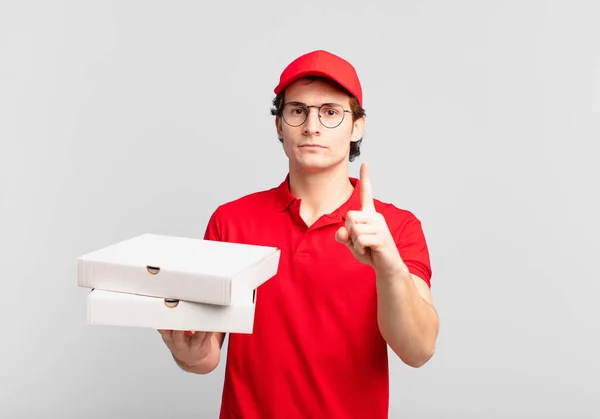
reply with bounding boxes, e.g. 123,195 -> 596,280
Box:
302,107 -> 321,136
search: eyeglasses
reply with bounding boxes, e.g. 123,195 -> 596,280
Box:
281,102 -> 353,129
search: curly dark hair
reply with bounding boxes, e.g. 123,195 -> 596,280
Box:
270,76 -> 366,162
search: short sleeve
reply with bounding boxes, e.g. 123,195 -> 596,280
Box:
393,214 -> 433,288
203,207 -> 223,242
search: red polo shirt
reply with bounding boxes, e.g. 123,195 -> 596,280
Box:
203,175 -> 432,419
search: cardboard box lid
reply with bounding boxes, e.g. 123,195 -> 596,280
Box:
78,233 -> 280,306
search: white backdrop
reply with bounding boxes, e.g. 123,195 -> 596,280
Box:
1,1 -> 599,418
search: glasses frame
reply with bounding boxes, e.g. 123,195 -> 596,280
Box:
281,102 -> 354,129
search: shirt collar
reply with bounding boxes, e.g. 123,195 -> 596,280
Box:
274,174 -> 362,219
274,174 -> 295,212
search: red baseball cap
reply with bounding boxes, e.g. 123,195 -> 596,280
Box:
274,50 -> 363,106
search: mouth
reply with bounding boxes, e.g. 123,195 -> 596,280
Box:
299,144 -> 326,148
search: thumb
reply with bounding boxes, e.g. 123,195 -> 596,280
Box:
335,226 -> 350,244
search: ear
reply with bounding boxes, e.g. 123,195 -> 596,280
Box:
351,115 -> 366,143
275,115 -> 284,139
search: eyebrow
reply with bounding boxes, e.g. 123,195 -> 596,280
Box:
284,101 -> 341,107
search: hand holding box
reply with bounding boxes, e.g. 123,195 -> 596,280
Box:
158,329 -> 219,372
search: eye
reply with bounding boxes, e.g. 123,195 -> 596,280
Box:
292,108 -> 306,115
322,106 -> 339,116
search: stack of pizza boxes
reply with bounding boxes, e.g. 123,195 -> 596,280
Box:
77,233 -> 280,334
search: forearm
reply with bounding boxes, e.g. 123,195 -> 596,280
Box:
376,266 -> 439,368
172,334 -> 222,374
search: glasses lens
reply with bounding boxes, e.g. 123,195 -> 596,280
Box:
282,103 -> 307,127
319,104 -> 345,128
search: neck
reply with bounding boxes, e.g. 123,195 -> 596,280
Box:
288,162 -> 354,223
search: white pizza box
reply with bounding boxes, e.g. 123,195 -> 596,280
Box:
86,288 -> 258,333
77,233 -> 280,306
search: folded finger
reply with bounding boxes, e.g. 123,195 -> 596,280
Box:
345,210 -> 374,225
171,331 -> 187,350
158,329 -> 173,342
354,234 -> 383,254
348,223 -> 379,243
193,332 -> 214,351
190,331 -> 208,344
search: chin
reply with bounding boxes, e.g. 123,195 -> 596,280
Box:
292,156 -> 346,173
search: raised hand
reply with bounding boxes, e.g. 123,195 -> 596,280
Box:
335,162 -> 406,279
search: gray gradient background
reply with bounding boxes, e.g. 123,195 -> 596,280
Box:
1,1 -> 599,418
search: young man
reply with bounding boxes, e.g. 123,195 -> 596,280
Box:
159,50 -> 439,418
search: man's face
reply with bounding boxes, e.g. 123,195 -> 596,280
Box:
276,78 -> 365,173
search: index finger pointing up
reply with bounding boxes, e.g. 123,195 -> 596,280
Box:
360,162 -> 375,212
